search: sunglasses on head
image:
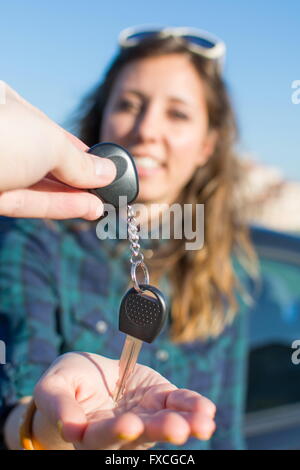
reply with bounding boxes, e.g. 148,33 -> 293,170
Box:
118,26 -> 226,68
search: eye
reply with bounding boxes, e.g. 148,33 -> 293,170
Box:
168,109 -> 189,120
116,98 -> 141,113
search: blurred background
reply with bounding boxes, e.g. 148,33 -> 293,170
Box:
1,0 -> 300,449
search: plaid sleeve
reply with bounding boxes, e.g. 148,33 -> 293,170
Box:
210,299 -> 249,450
0,218 -> 62,411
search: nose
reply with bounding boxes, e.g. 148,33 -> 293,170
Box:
133,104 -> 162,143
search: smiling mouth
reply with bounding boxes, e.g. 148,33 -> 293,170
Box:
133,156 -> 164,169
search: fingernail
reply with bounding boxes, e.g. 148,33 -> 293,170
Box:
164,435 -> 186,445
94,202 -> 104,219
192,431 -> 211,441
57,419 -> 64,438
92,157 -> 116,180
117,433 -> 139,441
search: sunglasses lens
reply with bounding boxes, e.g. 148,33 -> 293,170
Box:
123,30 -> 218,52
125,31 -> 157,43
182,35 -> 216,49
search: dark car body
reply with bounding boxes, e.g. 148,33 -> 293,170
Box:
245,226 -> 300,449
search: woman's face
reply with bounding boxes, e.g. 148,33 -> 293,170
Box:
100,53 -> 216,205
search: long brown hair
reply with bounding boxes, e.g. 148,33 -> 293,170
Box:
70,35 -> 258,342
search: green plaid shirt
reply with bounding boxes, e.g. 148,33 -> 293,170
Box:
0,217 -> 249,450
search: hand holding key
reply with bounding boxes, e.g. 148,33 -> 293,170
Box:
33,352 -> 216,450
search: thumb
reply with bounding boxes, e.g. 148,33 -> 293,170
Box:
51,132 -> 116,190
34,375 -> 88,443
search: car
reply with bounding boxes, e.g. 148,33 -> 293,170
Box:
245,226 -> 300,450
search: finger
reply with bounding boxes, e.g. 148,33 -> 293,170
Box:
1,83 -> 116,192
176,411 -> 216,440
52,132 -> 116,189
63,130 -> 89,152
34,374 -> 88,443
6,83 -> 88,155
0,179 -> 104,219
139,410 -> 191,446
121,410 -> 216,449
81,412 -> 144,450
165,389 -> 216,417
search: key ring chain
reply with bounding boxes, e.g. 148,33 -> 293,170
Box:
127,204 -> 150,292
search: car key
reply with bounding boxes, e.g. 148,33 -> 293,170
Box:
87,142 -> 139,207
112,204 -> 168,403
85,142 -> 169,404
113,283 -> 168,403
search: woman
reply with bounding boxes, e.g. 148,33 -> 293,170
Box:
0,26 -> 257,450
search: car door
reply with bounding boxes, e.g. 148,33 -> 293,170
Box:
245,226 -> 300,450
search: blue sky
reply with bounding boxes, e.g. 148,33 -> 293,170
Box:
1,0 -> 299,178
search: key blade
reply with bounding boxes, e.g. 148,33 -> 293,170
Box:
113,335 -> 143,403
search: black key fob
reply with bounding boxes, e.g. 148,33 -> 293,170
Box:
87,142 -> 139,207
119,284 -> 168,343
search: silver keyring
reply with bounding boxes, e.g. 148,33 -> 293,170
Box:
131,260 -> 150,292
130,252 -> 144,264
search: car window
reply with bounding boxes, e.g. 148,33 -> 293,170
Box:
246,227 -> 300,412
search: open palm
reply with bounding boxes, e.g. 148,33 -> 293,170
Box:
34,352 -> 216,450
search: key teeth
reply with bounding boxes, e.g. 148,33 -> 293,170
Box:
113,376 -> 125,404
113,386 -> 122,404
116,284 -> 168,400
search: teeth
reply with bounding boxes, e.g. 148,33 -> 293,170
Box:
134,156 -> 161,169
